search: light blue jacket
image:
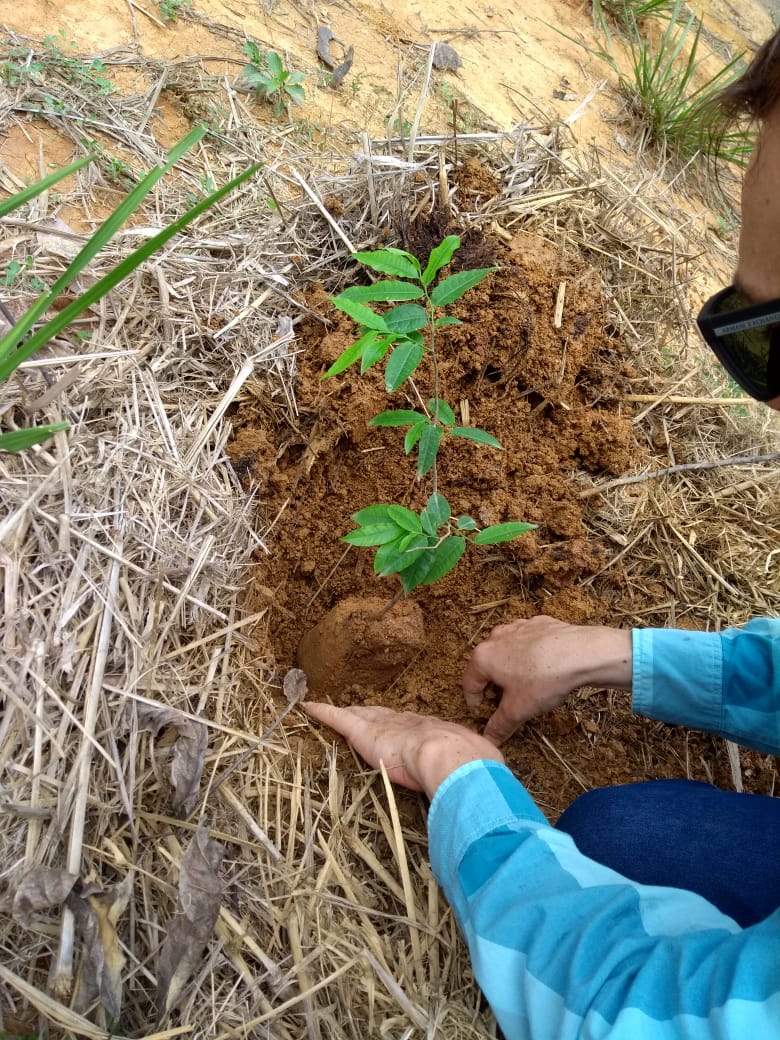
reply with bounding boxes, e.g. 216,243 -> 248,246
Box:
428,619 -> 780,1038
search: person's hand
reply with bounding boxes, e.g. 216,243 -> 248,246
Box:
304,702 -> 504,798
462,616 -> 632,746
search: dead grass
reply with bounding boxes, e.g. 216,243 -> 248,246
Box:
1,32 -> 778,1039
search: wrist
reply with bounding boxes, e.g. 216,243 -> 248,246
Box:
572,626 -> 633,689
417,733 -> 504,799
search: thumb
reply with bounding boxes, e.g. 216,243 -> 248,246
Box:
483,701 -> 521,747
462,668 -> 487,710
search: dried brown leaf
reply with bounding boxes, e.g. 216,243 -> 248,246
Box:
11,867 -> 79,928
71,873 -> 133,1022
155,824 -> 224,1018
283,667 -> 308,704
135,704 -> 208,816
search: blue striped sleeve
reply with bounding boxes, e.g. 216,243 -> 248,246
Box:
632,618 -> 780,755
428,760 -> 780,1040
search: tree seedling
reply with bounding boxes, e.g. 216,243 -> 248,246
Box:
242,42 -> 306,118
322,236 -> 536,596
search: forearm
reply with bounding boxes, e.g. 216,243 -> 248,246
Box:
568,625 -> 632,689
632,619 -> 780,755
429,761 -> 780,1039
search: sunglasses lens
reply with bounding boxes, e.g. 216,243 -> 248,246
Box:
700,289 -> 780,400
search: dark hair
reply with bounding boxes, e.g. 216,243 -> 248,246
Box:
718,29 -> 780,122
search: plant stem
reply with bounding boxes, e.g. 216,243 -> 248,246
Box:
376,586 -> 405,618
428,298 -> 440,494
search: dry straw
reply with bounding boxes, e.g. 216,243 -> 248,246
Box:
1,29 -> 778,1039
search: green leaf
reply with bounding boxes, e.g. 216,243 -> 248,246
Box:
351,504 -> 394,525
428,398 -> 456,425
0,137 -> 260,381
373,536 -> 406,576
430,267 -> 496,307
322,329 -> 378,378
387,505 -> 423,533
401,536 -> 466,591
266,50 -> 284,79
473,522 -> 537,545
329,294 -> 390,332
421,235 -> 460,286
287,71 -> 307,85
385,339 -> 424,392
368,409 -> 425,427
425,491 -> 451,527
450,426 -> 503,449
339,281 -> 423,303
243,39 -> 262,64
243,66 -> 275,93
417,424 -> 442,477
377,534 -> 431,576
352,249 -> 420,280
285,83 -> 306,105
0,421 -> 69,453
360,335 -> 391,373
435,315 -> 462,327
0,155 -> 94,219
342,522 -> 403,546
457,515 -> 478,531
404,420 -> 425,454
383,303 -> 428,334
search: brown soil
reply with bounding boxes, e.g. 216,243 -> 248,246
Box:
229,213 -> 776,813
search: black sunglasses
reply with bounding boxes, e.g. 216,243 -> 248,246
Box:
696,286 -> 780,402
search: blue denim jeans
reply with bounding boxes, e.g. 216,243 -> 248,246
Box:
555,779 -> 780,927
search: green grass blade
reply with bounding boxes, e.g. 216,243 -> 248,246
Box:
0,156 -> 94,219
0,422 -> 69,452
0,160 -> 261,380
0,126 -> 209,368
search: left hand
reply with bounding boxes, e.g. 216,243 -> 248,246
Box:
304,702 -> 504,798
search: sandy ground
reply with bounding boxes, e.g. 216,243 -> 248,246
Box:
3,0 -> 775,173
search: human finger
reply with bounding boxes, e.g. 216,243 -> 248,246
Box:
482,698 -> 526,747
462,650 -> 491,709
304,702 -> 423,790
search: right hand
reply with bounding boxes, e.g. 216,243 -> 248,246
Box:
462,616 -> 633,746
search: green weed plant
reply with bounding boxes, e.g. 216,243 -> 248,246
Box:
584,0 -> 752,164
159,0 -> 192,21
242,43 -> 306,118
0,127 -> 261,452
0,32 -> 114,95
593,0 -> 673,29
323,237 -> 535,594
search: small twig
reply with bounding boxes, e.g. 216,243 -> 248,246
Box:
579,453 -> 780,499
288,168 -> 357,253
407,43 -> 436,162
53,525 -> 123,998
625,394 -> 762,406
201,669 -> 308,805
127,0 -> 166,29
553,280 -> 566,329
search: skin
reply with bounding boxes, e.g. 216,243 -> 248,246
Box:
303,702 -> 503,797
734,102 -> 780,408
307,102 -> 780,790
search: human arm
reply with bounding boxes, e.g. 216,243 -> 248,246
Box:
462,616 -> 632,744
633,617 -> 780,756
430,759 -> 780,1040
306,702 -> 780,1039
463,615 -> 780,755
302,701 -> 504,796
